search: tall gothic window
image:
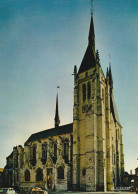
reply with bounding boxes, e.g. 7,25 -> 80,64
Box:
118,130 -> 119,140
30,144 -> 36,160
87,82 -> 91,99
54,143 -> 57,158
36,168 -> 43,182
57,166 -> 64,179
17,172 -> 19,181
25,169 -> 30,181
33,146 -> 36,160
112,145 -> 115,165
102,88 -> 104,103
82,84 -> 86,101
82,168 -> 86,176
64,141 -> 69,156
42,143 -> 47,160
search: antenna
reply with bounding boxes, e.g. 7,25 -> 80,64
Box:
57,86 -> 60,93
90,0 -> 94,16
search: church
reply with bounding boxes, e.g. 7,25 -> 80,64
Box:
3,15 -> 124,192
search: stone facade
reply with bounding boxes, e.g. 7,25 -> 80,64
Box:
3,16 -> 124,192
72,16 -> 124,192
20,133 -> 73,191
4,128 -> 73,192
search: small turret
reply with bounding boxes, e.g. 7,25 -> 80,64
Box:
106,67 -> 109,83
106,67 -> 109,78
73,65 -> 77,82
54,94 -> 60,128
96,50 -> 100,65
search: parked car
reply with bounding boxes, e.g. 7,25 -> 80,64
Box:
31,187 -> 48,194
6,188 -> 17,194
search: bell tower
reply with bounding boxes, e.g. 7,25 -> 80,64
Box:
73,16 -> 107,191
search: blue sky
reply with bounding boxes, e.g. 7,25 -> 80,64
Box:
0,0 -> 138,173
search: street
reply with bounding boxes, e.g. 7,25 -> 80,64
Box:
17,192 -> 137,194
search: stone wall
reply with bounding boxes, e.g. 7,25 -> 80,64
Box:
18,133 -> 73,191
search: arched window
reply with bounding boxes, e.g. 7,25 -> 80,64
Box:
36,168 -> 43,182
112,145 -> 115,165
30,144 -> 36,161
54,143 -> 57,158
82,84 -> 86,101
33,146 -> 36,160
17,172 -> 19,181
82,168 -> 86,176
42,143 -> 47,160
57,166 -> 64,179
64,141 -> 69,156
25,169 -> 30,181
87,82 -> 91,99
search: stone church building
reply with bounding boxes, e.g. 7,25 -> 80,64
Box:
3,16 -> 124,192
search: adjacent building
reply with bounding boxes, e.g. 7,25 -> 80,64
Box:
0,168 -> 3,188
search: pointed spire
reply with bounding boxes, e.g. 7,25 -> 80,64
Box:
106,67 -> 109,78
88,15 -> 95,51
109,65 -> 113,88
54,94 -> 60,128
78,16 -> 96,74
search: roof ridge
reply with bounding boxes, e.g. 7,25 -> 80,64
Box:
32,122 -> 73,136
25,123 -> 73,145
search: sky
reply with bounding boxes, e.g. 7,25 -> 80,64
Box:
0,0 -> 138,173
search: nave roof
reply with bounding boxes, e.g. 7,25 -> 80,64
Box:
25,123 -> 73,145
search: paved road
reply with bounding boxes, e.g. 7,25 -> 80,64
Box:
18,192 -> 137,194
57,192 -> 136,193
0,190 -> 137,194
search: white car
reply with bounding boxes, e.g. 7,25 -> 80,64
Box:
6,188 -> 16,194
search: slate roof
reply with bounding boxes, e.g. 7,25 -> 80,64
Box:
111,93 -> 121,126
25,123 -> 73,145
78,44 -> 96,74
